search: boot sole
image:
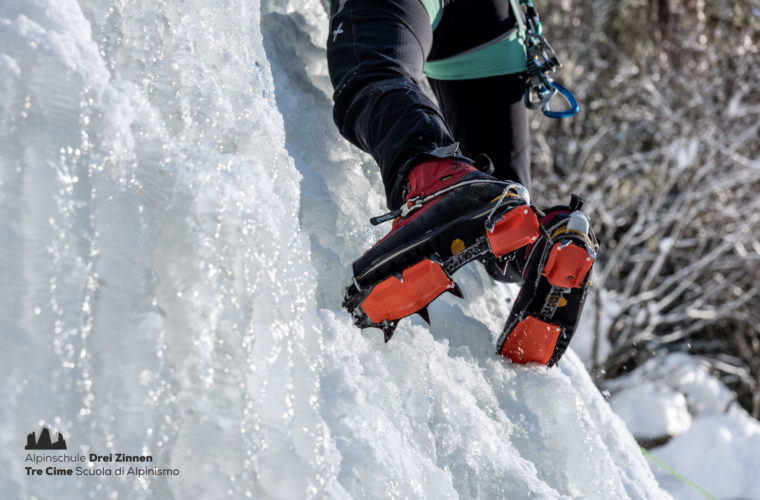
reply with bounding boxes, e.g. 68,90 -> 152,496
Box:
497,222 -> 596,366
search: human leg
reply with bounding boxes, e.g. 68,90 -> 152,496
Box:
331,0 -> 541,343
327,0 -> 456,210
427,0 -> 531,189
426,1 -> 597,365
430,75 -> 531,190
329,1 -> 596,364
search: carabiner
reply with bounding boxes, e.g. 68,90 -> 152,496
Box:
541,81 -> 579,119
523,31 -> 562,111
524,80 -> 556,110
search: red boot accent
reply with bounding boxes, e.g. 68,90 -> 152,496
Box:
500,316 -> 562,365
406,158 -> 476,197
389,159 -> 479,233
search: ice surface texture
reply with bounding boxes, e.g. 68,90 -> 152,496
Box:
0,0 -> 666,498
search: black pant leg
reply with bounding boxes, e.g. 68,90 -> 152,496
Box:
429,75 -> 531,190
327,0 -> 456,210
428,0 -> 531,189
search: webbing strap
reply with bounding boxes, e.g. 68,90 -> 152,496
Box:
510,0 -> 527,35
423,28 -> 526,80
421,0 -> 527,80
418,0 -> 443,30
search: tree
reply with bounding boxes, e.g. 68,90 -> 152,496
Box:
532,0 -> 760,415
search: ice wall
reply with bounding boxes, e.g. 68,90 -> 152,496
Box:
0,0 -> 668,498
1,0 -> 330,497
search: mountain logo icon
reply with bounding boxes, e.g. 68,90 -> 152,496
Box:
25,427 -> 67,450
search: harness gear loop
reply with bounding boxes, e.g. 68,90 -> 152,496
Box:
524,31 -> 561,110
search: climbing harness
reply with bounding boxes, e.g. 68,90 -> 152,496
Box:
420,0 -> 579,119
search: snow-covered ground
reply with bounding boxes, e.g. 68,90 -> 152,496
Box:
0,1 -> 756,499
604,353 -> 760,500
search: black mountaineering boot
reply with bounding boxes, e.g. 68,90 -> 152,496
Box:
343,156 -> 540,341
497,195 -> 599,366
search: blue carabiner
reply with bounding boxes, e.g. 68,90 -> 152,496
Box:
542,81 -> 579,119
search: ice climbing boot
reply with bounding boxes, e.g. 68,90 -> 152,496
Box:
497,195 -> 599,366
343,156 -> 541,341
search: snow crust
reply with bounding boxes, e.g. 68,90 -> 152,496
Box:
606,353 -> 760,500
610,383 -> 692,439
0,0 -> 702,498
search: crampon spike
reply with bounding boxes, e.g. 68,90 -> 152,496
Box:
417,306 -> 431,325
382,321 -> 400,343
448,282 -> 464,299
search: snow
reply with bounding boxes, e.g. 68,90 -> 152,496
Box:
605,353 -> 760,500
609,383 -> 692,440
572,287 -> 617,365
654,410 -> 760,500
0,0 -> 755,499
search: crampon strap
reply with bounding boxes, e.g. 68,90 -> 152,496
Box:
370,179 -> 529,226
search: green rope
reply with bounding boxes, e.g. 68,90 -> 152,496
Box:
640,447 -> 719,500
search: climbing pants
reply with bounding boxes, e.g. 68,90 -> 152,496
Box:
327,0 -> 531,210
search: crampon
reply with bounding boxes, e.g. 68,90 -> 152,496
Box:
497,195 -> 598,366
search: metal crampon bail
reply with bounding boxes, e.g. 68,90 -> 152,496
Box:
519,0 -> 579,119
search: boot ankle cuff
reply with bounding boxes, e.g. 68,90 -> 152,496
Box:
388,147 -> 474,209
